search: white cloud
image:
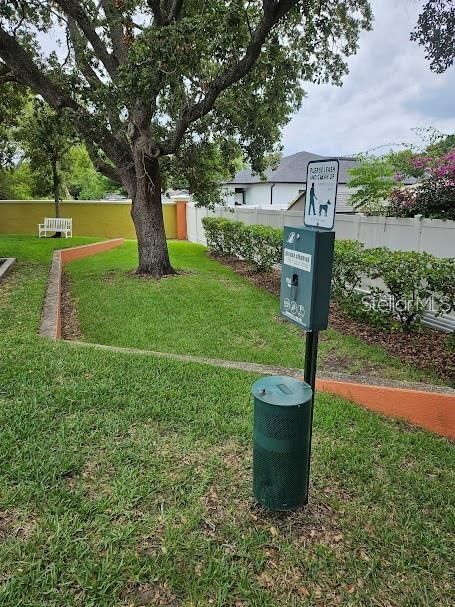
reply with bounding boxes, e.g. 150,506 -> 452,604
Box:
282,0 -> 455,156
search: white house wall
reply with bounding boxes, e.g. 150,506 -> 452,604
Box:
222,182 -> 303,207
223,182 -> 354,212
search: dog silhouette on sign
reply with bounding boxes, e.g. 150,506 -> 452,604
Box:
319,199 -> 332,216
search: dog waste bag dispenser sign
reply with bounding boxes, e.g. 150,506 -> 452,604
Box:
304,159 -> 339,230
280,227 -> 334,331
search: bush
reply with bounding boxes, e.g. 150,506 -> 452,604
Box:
332,240 -> 366,299
385,149 -> 455,220
332,242 -> 455,330
202,217 -> 455,331
203,217 -> 242,256
202,216 -> 281,271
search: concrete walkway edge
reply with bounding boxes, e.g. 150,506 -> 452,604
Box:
66,339 -> 455,440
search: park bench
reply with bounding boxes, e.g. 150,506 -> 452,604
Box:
38,217 -> 72,238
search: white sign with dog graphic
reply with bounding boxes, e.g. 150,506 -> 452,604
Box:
304,159 -> 339,230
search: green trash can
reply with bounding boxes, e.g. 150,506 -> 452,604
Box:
252,375 -> 313,510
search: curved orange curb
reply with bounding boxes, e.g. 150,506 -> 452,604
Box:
40,239 -> 124,340
317,378 -> 455,440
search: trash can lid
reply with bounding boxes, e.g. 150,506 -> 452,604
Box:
252,375 -> 312,407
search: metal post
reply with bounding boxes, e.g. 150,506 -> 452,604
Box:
304,330 -> 319,393
303,330 -> 319,504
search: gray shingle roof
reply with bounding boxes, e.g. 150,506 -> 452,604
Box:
225,150 -> 359,185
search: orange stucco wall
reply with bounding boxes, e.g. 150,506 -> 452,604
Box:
317,378 -> 455,440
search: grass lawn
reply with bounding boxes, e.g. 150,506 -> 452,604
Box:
65,239 -> 438,384
0,235 -> 453,606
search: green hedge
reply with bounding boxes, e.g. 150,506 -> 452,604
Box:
203,217 -> 282,271
202,216 -> 455,331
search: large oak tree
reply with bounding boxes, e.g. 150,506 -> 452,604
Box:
0,1 -> 372,276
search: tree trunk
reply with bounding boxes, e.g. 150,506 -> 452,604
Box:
129,154 -> 175,277
52,158 -> 60,217
51,158 -> 62,238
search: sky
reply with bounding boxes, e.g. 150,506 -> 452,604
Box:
36,0 -> 454,159
282,0 -> 455,157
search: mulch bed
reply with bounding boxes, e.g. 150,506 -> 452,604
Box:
60,272 -> 82,341
212,255 -> 455,385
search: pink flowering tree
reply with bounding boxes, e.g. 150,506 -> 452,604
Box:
389,149 -> 455,220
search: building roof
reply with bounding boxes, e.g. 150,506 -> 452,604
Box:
225,150 -> 359,185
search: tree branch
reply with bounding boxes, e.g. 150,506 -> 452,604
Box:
100,0 -> 128,64
53,0 -> 118,78
0,25 -> 76,110
0,25 -> 131,171
0,62 -> 19,85
167,0 -> 184,22
147,0 -> 165,26
161,0 -> 300,154
67,18 -> 125,136
86,142 -> 121,183
67,18 -> 104,90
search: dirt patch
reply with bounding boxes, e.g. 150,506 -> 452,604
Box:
213,256 -> 282,296
212,254 -> 455,384
122,581 -> 180,606
329,302 -> 455,384
319,350 -> 358,374
0,510 -> 35,542
61,271 -> 82,341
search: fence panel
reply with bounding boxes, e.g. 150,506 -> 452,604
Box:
187,203 -> 454,258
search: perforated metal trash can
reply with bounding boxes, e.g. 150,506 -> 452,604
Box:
252,375 -> 313,511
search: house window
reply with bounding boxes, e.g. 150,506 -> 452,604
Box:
234,187 -> 246,205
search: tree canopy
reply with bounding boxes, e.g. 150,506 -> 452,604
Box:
17,99 -> 78,212
0,1 -> 373,274
411,1 -> 455,73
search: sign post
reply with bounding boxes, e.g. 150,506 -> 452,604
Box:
280,159 -> 339,504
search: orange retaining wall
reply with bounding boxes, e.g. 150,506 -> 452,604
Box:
317,378 -> 455,440
60,238 -> 124,263
40,239 -> 124,340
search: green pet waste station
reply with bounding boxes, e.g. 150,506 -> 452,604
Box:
252,375 -> 313,510
251,161 -> 338,510
252,209 -> 336,510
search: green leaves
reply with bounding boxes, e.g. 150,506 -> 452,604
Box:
204,216 -> 455,332
347,155 -> 397,213
333,242 -> 455,331
202,217 -> 282,271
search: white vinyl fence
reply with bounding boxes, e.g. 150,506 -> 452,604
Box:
187,203 -> 455,331
187,203 -> 455,259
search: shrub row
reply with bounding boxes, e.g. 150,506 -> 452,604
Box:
333,241 -> 455,330
202,217 -> 455,330
203,217 -> 282,271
